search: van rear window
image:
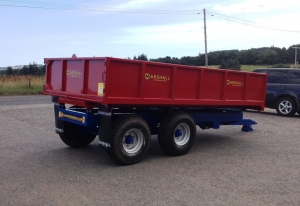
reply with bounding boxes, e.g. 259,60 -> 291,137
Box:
289,71 -> 300,84
268,71 -> 288,83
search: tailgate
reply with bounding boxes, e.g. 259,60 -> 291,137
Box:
43,57 -> 107,104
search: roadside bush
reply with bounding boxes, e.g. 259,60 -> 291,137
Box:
268,64 -> 290,68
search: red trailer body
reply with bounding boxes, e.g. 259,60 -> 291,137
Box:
43,56 -> 267,165
43,56 -> 267,110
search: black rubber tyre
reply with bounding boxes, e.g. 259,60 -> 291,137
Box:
276,97 -> 297,117
59,122 -> 96,148
107,115 -> 151,165
297,111 -> 300,115
158,111 -> 196,156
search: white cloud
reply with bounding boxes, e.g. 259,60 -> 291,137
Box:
114,22 -> 202,45
113,0 -> 171,9
213,0 -> 300,14
81,0 -> 172,13
68,41 -> 88,45
81,0 -> 203,15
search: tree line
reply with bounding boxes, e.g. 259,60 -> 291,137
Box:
1,44 -> 299,75
135,44 -> 300,70
0,62 -> 45,76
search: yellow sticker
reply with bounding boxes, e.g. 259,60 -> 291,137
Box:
98,83 -> 104,96
59,111 -> 85,123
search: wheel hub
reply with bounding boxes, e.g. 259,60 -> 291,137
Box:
122,129 -> 144,154
125,135 -> 134,144
173,123 -> 190,146
175,129 -> 183,138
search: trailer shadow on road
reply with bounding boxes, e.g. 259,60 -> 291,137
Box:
143,131 -> 252,163
36,130 -> 250,168
43,143 -> 117,167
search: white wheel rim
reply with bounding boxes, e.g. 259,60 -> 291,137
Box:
173,123 -> 190,146
122,128 -> 143,154
279,100 -> 292,114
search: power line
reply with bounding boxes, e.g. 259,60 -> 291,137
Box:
206,10 -> 300,33
206,10 -> 256,24
0,0 -> 201,14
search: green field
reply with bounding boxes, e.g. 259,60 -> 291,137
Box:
207,65 -> 267,71
240,65 -> 269,72
209,65 -> 294,72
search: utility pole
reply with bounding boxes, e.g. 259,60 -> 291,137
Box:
203,8 -> 208,67
291,47 -> 300,68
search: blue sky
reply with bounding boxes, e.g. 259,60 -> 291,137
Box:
0,0 -> 299,67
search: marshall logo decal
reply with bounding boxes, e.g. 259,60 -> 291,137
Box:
66,70 -> 82,77
145,73 -> 170,82
227,79 -> 244,86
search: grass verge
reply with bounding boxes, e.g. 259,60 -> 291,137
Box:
208,65 -> 290,72
0,75 -> 44,95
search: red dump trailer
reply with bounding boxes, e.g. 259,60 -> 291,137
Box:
43,56 -> 267,165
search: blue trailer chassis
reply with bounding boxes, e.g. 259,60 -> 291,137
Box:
54,104 -> 256,149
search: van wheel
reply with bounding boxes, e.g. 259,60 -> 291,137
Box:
276,97 -> 296,117
107,115 -> 151,165
158,111 -> 196,156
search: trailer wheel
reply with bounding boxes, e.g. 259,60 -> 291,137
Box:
158,111 -> 196,156
276,97 -> 296,117
107,115 -> 151,165
59,122 -> 96,148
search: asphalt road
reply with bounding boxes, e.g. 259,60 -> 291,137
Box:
0,95 -> 52,106
1,95 -> 299,205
